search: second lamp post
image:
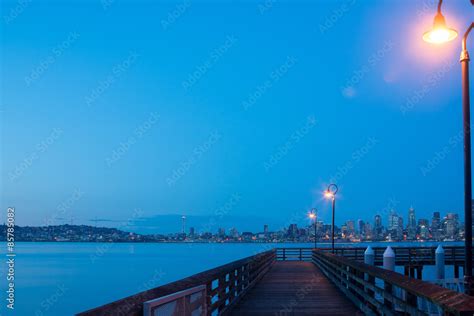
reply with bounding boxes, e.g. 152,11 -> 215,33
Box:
325,184 -> 338,253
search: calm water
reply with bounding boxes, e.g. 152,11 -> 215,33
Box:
0,241 -> 463,315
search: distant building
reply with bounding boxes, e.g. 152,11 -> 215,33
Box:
241,232 -> 253,241
288,224 -> 298,238
189,227 -> 195,236
264,225 -> 269,234
357,220 -> 365,238
432,212 -> 441,230
346,220 -> 355,235
218,227 -> 226,238
230,227 -> 239,238
388,210 -> 402,240
374,214 -> 383,240
364,223 -> 372,239
444,213 -> 459,238
407,207 -> 416,240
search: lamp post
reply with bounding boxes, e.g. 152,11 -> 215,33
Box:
325,184 -> 338,253
422,0 -> 474,294
309,208 -> 317,248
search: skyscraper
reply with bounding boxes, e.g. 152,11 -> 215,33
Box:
445,213 -> 459,239
346,220 -> 355,235
407,207 -> 416,240
432,212 -> 441,230
431,211 -> 441,239
374,214 -> 383,240
288,224 -> 298,238
218,227 -> 226,238
357,219 -> 365,238
264,225 -> 269,234
181,215 -> 186,235
388,210 -> 402,240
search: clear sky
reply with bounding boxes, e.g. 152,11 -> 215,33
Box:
1,0 -> 473,233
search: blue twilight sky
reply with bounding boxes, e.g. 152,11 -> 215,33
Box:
1,0 -> 473,233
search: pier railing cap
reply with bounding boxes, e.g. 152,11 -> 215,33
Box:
383,246 -> 395,257
364,246 -> 374,255
436,244 -> 444,253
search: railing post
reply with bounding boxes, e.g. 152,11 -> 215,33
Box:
364,246 -> 375,300
206,281 -> 212,316
383,247 -> 395,310
299,248 -> 302,261
383,246 -> 395,271
364,246 -> 374,265
283,248 -> 286,261
436,245 -> 445,280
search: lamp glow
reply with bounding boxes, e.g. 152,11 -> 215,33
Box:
324,190 -> 333,199
423,12 -> 458,44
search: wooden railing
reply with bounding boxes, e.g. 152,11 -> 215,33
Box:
312,250 -> 474,316
76,250 -> 276,316
276,248 -> 312,261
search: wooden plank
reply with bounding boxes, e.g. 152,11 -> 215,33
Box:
228,261 -> 360,316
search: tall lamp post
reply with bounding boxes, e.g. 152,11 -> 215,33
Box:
422,0 -> 474,294
325,184 -> 338,253
309,208 -> 317,248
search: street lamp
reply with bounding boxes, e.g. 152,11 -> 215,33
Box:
324,184 -> 338,253
422,0 -> 474,294
309,208 -> 317,248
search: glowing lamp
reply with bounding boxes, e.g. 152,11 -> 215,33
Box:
423,12 -> 457,44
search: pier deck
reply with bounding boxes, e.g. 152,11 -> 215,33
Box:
229,261 -> 360,316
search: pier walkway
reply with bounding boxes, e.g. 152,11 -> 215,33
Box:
229,261 -> 359,315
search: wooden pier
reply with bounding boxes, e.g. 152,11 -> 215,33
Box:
78,246 -> 474,316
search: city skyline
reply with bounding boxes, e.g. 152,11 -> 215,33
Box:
9,204 -> 467,238
4,207 -> 465,243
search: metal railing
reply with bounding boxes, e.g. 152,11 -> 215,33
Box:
76,250 -> 276,316
312,250 -> 474,316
